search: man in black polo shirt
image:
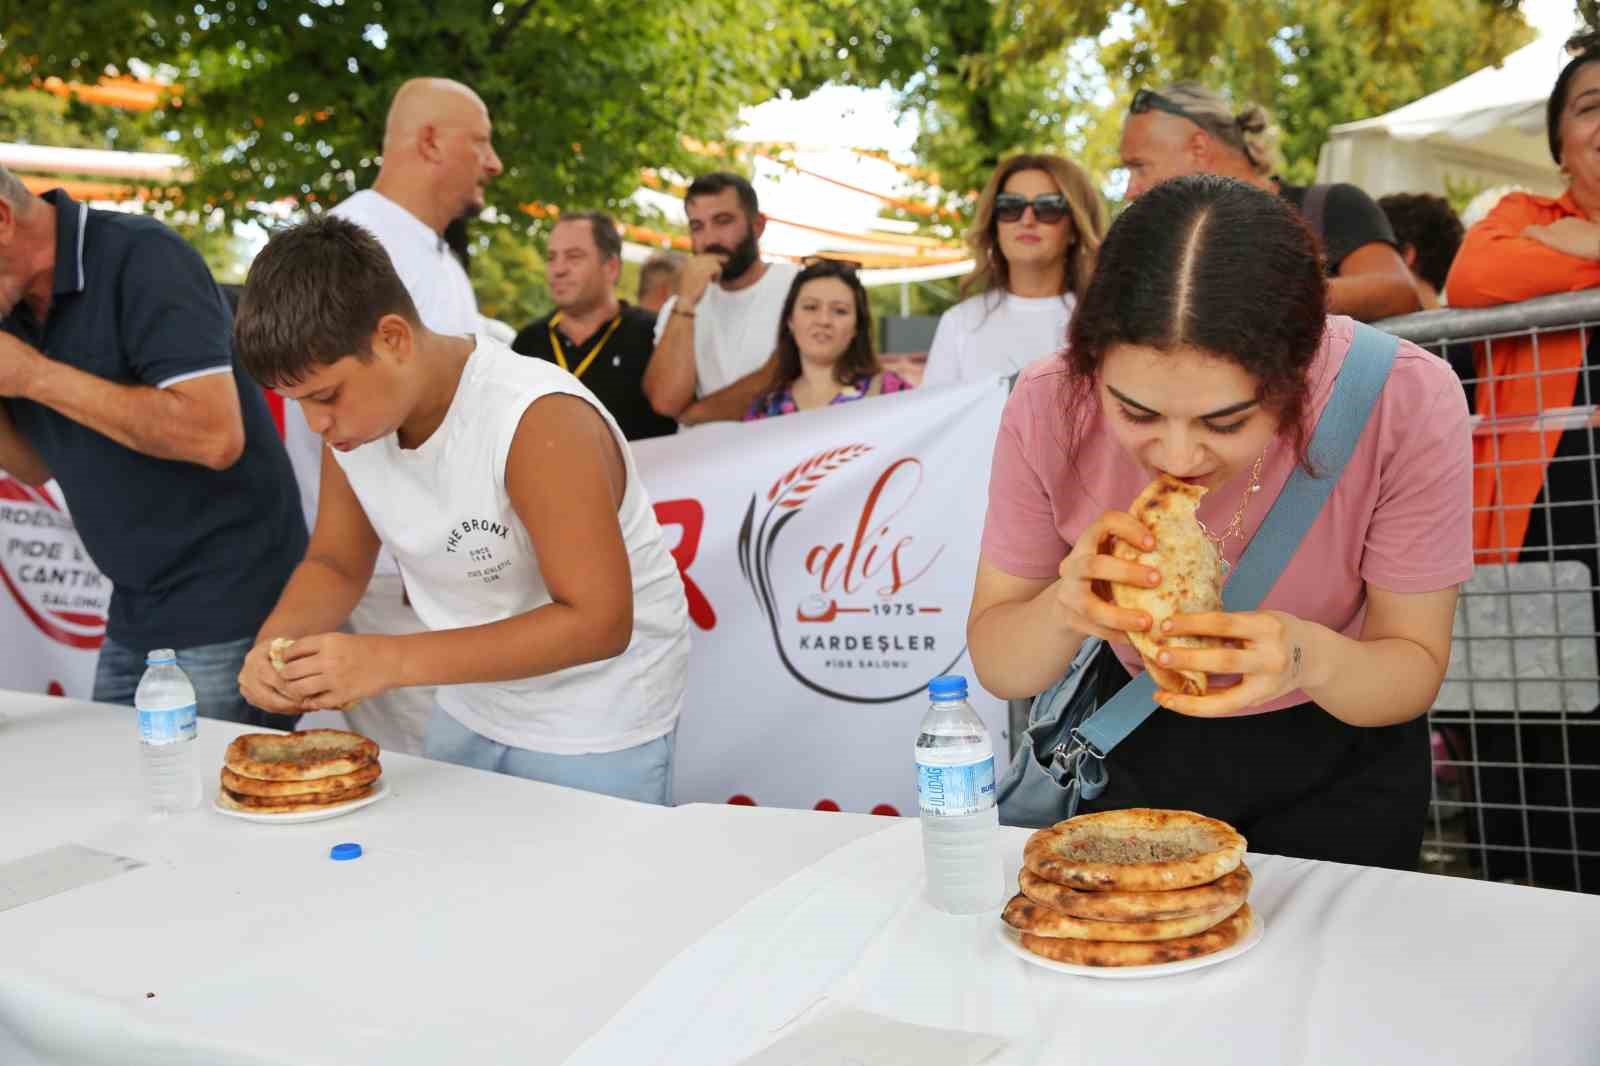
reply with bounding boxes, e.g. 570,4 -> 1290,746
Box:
513,212 -> 675,441
0,166 -> 306,725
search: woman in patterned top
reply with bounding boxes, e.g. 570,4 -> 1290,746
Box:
744,259 -> 911,421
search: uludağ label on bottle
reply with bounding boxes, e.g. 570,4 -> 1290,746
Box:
138,703 -> 197,744
916,756 -> 996,817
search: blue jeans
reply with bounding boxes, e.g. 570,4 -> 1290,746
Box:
94,634 -> 302,731
422,706 -> 676,805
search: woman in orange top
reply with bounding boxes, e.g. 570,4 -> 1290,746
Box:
1443,38 -> 1600,891
1447,42 -> 1600,560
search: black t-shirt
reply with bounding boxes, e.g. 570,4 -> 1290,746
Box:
1,190 -> 306,650
512,303 -> 676,441
1279,182 -> 1400,276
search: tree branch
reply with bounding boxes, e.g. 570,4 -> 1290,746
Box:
491,0 -> 541,53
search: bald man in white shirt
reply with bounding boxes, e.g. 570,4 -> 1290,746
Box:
281,77 -> 502,753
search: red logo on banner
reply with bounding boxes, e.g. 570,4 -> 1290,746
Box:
0,478 -> 107,650
654,498 -> 716,631
737,444 -> 964,703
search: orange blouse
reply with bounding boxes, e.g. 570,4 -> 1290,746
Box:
1444,191 -> 1600,562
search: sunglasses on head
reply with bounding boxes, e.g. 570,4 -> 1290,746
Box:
993,193 -> 1070,225
801,255 -> 862,273
1129,88 -> 1207,128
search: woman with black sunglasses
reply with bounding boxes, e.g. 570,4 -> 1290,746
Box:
922,154 -> 1106,388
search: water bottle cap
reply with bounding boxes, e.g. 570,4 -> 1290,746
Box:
329,843 -> 363,861
928,674 -> 968,700
145,648 -> 177,666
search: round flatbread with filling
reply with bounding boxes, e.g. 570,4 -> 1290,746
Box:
1017,864 -> 1251,921
1108,474 -> 1225,695
220,761 -> 381,797
224,729 -> 379,782
1019,904 -> 1254,967
269,638 -> 359,711
1023,808 -> 1247,891
1003,893 -> 1240,942
217,782 -> 374,812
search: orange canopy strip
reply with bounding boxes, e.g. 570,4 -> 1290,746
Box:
36,76 -> 175,112
752,151 -> 961,221
523,200 -> 959,256
779,250 -> 969,270
761,212 -> 959,252
17,175 -> 165,201
674,139 -> 960,220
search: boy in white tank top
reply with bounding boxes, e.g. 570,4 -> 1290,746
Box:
231,217 -> 690,804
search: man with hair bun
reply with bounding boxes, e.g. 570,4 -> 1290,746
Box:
1119,81 -> 1422,321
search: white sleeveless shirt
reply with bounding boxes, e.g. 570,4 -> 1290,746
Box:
331,336 -> 690,754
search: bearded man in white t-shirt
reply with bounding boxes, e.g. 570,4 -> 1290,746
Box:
922,154 -> 1106,388
279,77 -> 503,754
644,172 -> 800,425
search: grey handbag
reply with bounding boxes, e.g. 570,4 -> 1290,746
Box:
995,322 -> 1401,828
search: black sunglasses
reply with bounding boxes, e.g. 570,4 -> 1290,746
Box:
993,193 -> 1070,225
1129,87 -> 1206,127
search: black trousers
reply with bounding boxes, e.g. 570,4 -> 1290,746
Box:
1081,644 -> 1432,872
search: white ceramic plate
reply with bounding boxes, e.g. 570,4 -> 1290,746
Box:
211,779 -> 390,824
996,908 -> 1264,980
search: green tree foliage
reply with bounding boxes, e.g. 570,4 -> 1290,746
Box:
1,1 -> 829,224
816,0 -> 1535,195
0,85 -> 251,279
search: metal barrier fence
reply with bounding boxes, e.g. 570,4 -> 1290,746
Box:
1378,290 -> 1600,893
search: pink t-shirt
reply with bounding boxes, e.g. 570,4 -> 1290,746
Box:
981,315 -> 1473,712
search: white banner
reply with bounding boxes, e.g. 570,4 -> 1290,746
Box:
0,378 -> 1013,815
634,378 -> 1012,815
0,478 -> 107,699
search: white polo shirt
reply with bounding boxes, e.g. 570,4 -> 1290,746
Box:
283,190 -> 481,573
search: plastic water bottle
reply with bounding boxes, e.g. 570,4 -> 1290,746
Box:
135,649 -> 201,815
916,674 -> 1004,914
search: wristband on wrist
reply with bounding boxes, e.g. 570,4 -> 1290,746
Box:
673,307 -> 697,319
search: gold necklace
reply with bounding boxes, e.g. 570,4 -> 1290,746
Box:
1195,450 -> 1265,577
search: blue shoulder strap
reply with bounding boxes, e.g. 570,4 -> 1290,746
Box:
1072,322 -> 1400,759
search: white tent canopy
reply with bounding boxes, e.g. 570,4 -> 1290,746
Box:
1315,0 -> 1577,199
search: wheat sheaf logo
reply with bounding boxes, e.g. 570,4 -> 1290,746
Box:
738,443 -> 963,703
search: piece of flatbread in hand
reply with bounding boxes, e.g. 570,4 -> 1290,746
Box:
268,637 -> 358,711
1108,475 -> 1225,696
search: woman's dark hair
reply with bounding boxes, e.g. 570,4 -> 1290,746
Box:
1550,35 -> 1600,164
1065,174 -> 1327,469
762,260 -> 880,401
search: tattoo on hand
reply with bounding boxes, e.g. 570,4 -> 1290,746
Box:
1291,644 -> 1302,680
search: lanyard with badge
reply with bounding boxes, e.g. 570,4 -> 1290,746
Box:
548,312 -> 623,380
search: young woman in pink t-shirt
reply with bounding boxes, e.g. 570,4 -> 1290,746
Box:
970,176 -> 1472,870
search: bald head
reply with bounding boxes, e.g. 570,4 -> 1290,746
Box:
383,78 -> 488,152
372,78 -> 502,233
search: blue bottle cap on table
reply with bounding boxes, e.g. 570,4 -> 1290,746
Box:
329,842 -> 363,861
928,674 -> 968,700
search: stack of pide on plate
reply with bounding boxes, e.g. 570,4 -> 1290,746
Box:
1003,808 -> 1253,966
218,729 -> 381,814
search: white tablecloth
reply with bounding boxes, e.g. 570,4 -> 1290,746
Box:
0,693 -> 890,1065
571,813 -> 1600,1064
5,692 -> 1600,1066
